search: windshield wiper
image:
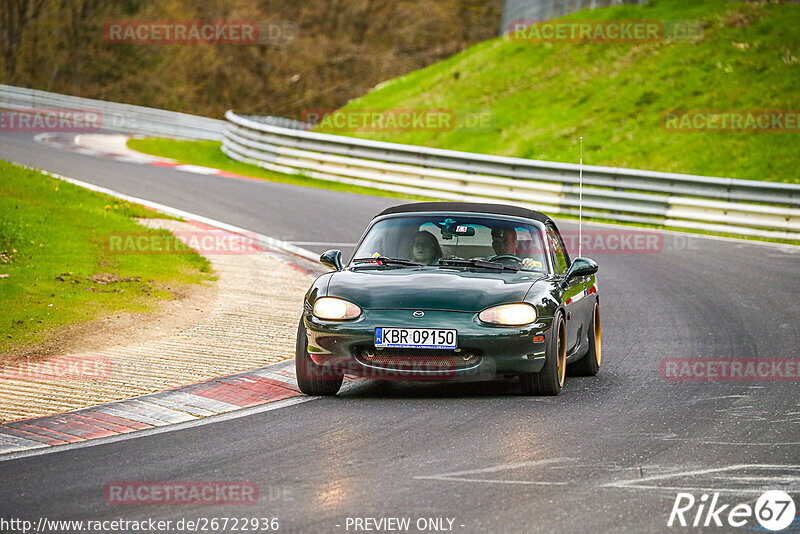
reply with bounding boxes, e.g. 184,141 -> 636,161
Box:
437,258 -> 519,272
352,256 -> 425,267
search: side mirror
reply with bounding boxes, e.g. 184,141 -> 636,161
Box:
563,257 -> 597,283
320,249 -> 343,271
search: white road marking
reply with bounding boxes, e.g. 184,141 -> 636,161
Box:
419,477 -> 569,486
714,475 -> 800,482
114,156 -> 155,163
682,395 -> 749,404
663,440 -> 800,446
604,464 -> 800,494
616,432 -> 800,446
174,164 -> 219,174
415,458 -> 572,485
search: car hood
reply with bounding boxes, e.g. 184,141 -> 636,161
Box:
326,268 -> 542,312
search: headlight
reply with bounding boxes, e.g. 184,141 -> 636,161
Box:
479,303 -> 537,326
313,297 -> 362,320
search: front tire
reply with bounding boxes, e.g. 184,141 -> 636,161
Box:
295,318 -> 342,396
567,302 -> 601,377
520,313 -> 566,396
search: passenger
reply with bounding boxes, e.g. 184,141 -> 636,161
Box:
411,231 -> 443,264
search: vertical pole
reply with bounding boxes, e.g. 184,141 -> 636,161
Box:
579,136 -> 583,257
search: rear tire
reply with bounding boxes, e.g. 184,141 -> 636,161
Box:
567,302 -> 601,377
295,318 -> 342,396
520,314 -> 566,396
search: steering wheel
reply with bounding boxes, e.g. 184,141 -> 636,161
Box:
487,254 -> 523,264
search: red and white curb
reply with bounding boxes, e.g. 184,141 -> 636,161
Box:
0,360 -> 308,456
34,132 -> 260,181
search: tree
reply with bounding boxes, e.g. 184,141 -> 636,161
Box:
0,0 -> 47,81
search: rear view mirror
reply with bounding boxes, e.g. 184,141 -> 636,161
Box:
438,219 -> 475,239
454,226 -> 476,236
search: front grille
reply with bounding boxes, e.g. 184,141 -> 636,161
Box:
356,348 -> 481,371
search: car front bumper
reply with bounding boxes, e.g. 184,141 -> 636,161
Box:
303,309 -> 553,381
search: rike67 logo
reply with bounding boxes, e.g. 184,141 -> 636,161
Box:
669,490 -> 796,531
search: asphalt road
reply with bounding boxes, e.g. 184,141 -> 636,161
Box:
1,131 -> 799,533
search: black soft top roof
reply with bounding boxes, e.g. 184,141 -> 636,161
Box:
376,202 -> 552,224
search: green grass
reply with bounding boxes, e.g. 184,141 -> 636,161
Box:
330,0 -> 800,183
126,137 -> 436,201
0,161 -> 214,356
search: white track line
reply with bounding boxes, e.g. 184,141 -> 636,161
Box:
12,163 -> 321,262
415,458 -> 572,485
0,395 -> 314,463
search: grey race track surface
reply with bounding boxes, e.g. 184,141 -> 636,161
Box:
1,131 -> 800,533
0,131 -> 394,259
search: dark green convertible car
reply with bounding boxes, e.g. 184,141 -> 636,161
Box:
295,202 -> 601,396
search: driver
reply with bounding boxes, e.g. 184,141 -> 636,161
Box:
490,227 -> 539,270
491,227 -> 518,256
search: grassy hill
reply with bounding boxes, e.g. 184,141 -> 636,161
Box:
330,0 -> 800,183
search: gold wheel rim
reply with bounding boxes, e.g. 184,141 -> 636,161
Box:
557,320 -> 566,387
595,306 -> 602,367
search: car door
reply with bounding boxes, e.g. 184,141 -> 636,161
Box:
546,225 -> 579,353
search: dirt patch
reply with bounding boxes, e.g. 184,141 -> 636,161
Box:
2,277 -> 217,363
2,219 -> 218,362
85,272 -> 141,284
722,2 -> 766,28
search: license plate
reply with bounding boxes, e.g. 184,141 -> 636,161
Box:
375,327 -> 457,349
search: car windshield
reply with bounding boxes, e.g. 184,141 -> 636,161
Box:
351,215 -> 550,272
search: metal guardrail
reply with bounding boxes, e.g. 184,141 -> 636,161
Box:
0,85 -> 225,140
2,84 -> 796,241
245,115 -> 308,131
500,0 -> 648,36
223,111 -> 800,240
